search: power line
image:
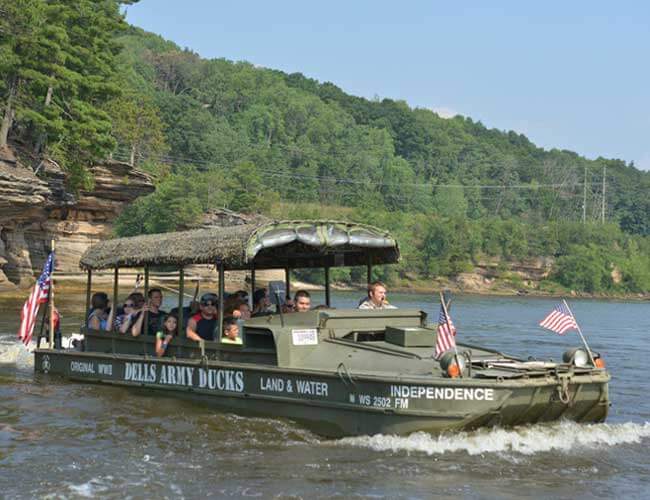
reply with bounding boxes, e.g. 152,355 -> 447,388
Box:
111,150 -> 601,191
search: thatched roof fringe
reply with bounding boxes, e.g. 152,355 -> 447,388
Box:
80,220 -> 399,271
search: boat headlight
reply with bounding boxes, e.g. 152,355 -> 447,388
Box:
562,348 -> 589,367
438,351 -> 466,378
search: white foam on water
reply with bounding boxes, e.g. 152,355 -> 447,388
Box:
64,477 -> 111,498
335,421 -> 650,456
0,338 -> 34,369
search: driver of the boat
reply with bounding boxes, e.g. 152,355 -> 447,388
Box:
358,281 -> 397,310
293,290 -> 311,312
186,293 -> 219,342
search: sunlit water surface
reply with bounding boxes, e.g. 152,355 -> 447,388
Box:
1,292 -> 649,499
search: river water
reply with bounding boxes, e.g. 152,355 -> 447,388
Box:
1,291 -> 649,499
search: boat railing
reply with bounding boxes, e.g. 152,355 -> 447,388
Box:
81,328 -> 278,365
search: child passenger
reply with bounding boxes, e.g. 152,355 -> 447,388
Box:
155,313 -> 178,357
221,317 -> 242,345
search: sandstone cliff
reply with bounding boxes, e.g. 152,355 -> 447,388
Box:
0,146 -> 154,291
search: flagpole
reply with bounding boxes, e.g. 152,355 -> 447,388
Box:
49,240 -> 56,349
439,291 -> 463,378
562,299 -> 596,367
36,284 -> 51,348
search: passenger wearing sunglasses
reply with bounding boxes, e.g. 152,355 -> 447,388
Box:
186,293 -> 219,342
113,292 -> 145,334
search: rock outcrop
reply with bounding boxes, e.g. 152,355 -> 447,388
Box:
0,146 -> 154,291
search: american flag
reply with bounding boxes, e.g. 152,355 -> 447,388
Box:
18,252 -> 54,345
539,301 -> 578,335
435,303 -> 457,359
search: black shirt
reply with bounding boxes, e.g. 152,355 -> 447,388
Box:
132,309 -> 167,336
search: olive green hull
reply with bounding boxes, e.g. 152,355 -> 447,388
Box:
34,349 -> 609,437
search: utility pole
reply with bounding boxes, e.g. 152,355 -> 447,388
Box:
601,164 -> 607,223
582,165 -> 587,224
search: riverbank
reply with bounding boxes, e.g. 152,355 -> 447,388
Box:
0,276 -> 647,302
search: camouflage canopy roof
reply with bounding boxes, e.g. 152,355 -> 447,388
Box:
79,220 -> 400,271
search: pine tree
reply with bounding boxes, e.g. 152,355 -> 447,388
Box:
0,0 -> 133,190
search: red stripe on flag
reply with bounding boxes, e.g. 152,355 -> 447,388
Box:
18,284 -> 41,345
435,320 -> 456,359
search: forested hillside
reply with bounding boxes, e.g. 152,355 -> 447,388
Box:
2,1 -> 650,294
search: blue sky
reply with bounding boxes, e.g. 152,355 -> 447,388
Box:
125,1 -> 650,170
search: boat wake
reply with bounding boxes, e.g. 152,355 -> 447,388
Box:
335,421 -> 650,456
0,335 -> 34,370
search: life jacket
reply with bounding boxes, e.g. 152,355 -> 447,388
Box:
191,313 -> 217,341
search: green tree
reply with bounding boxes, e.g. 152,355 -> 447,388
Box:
553,245 -> 612,293
114,174 -> 202,236
108,91 -> 167,166
225,161 -> 278,213
1,0 -> 131,190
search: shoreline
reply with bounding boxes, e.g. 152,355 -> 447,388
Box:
1,277 -> 648,302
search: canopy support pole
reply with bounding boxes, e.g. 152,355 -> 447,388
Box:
285,267 -> 291,301
367,256 -> 373,286
143,266 -> 149,357
112,267 -> 119,354
178,267 -> 185,339
249,266 -> 255,309
325,266 -> 331,307
85,269 -> 92,332
218,260 -> 225,344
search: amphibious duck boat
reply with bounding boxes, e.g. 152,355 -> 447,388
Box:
34,220 -> 610,437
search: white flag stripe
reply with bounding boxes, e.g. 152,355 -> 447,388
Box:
18,252 -> 54,346
434,306 -> 456,360
539,302 -> 578,336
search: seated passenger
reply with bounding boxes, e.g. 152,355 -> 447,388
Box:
169,300 -> 200,331
221,316 -> 242,345
358,281 -> 397,310
223,296 -> 242,318
293,290 -> 311,312
88,292 -> 110,331
281,297 -> 294,314
237,301 -> 251,320
223,297 -> 252,320
186,293 -> 219,342
114,292 -> 145,334
252,288 -> 273,316
131,288 -> 167,337
155,313 -> 178,357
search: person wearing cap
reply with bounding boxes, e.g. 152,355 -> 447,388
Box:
186,293 -> 219,341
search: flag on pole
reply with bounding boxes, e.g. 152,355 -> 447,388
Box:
18,252 -> 55,345
435,303 -> 457,359
539,301 -> 578,335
